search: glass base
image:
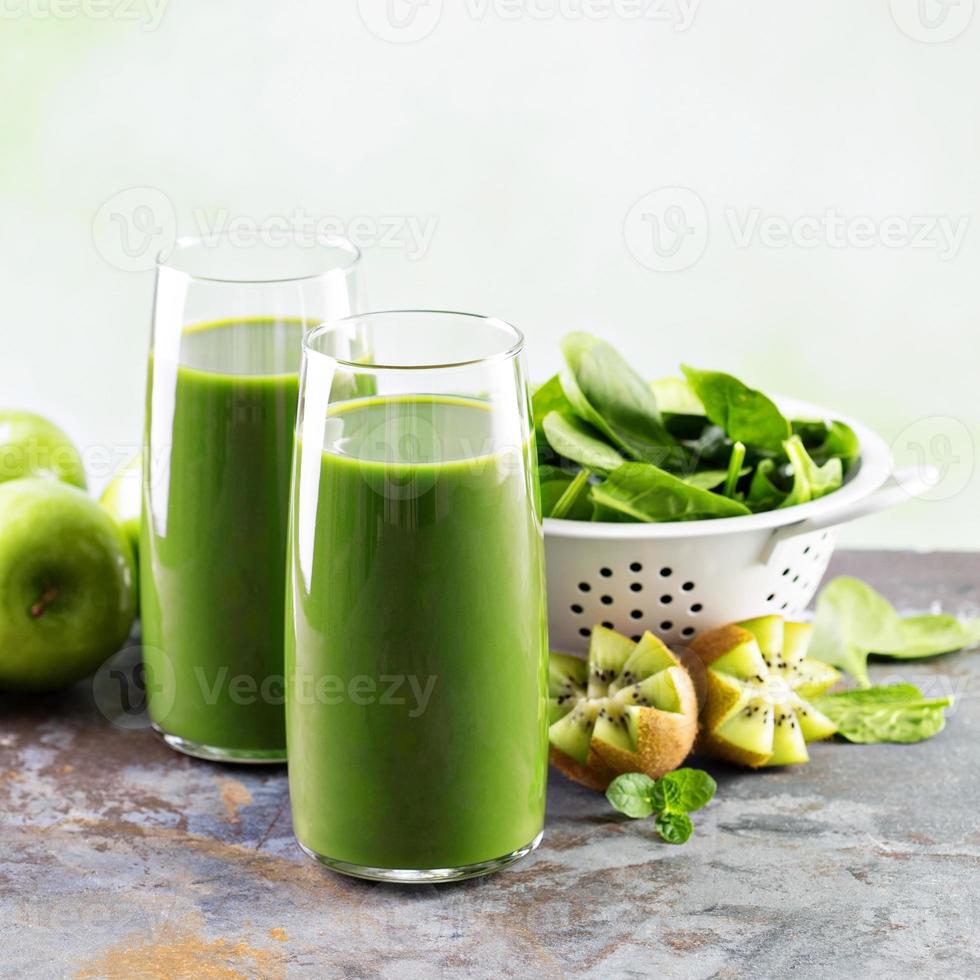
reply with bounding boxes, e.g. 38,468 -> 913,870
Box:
152,724 -> 287,764
297,830 -> 543,883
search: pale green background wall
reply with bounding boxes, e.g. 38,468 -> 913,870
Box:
1,1 -> 977,549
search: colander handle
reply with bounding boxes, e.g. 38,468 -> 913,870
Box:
758,466 -> 934,562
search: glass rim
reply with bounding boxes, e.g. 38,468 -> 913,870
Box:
156,231 -> 361,285
303,310 -> 526,372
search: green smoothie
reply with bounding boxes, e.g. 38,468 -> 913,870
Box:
142,317 -> 306,757
285,395 -> 548,871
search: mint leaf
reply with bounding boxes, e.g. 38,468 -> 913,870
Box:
813,684 -> 952,744
652,768 -> 717,813
605,772 -> 657,818
607,769 -> 715,846
655,811 -> 693,845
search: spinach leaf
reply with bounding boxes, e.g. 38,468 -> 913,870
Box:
548,468 -> 593,520
681,469 -> 733,491
542,411 -> 624,475
722,441 -> 746,499
650,376 -> 705,416
876,614 -> 980,659
809,576 -> 980,685
681,365 -> 791,453
746,458 -> 786,512
809,577 -> 904,687
780,435 -> 843,508
592,462 -> 752,523
560,333 -> 685,470
812,684 -> 952,744
539,464 -> 577,517
793,418 -> 860,471
532,374 -> 572,444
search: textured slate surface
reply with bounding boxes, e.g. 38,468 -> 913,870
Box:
1,550 -> 978,979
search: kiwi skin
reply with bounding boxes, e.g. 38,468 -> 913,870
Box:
549,664 -> 699,791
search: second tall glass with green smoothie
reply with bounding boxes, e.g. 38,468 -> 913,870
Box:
141,233 -> 362,762
286,311 -> 549,882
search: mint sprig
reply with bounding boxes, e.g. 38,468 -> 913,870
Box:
605,768 -> 716,844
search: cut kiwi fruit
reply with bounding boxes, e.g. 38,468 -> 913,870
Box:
548,627 -> 698,791
689,614 -> 839,768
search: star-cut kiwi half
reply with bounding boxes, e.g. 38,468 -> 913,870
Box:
548,626 -> 699,791
689,614 -> 840,767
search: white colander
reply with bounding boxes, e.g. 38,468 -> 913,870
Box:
544,397 -> 930,653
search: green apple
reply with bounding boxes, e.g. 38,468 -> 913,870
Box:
100,453 -> 141,556
0,409 -> 87,489
0,478 -> 136,691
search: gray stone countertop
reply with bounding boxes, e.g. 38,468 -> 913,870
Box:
2,550 -> 978,979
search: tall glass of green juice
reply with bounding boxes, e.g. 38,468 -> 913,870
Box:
142,232 -> 363,762
286,311 -> 549,882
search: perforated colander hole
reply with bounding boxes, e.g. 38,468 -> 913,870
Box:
659,567 -> 672,577
599,567 -> 613,578
780,602 -> 788,611
601,620 -> 614,629
803,546 -> 810,554
681,581 -> 695,592
660,620 -> 673,631
600,595 -> 613,605
579,627 -> 591,638
630,582 -> 643,593
660,594 -> 673,605
630,561 -> 643,572
690,603 -> 703,614
630,609 -> 643,620
631,634 -> 642,642
766,593 -> 776,603
570,604 -> 583,615
820,532 -> 829,541
681,627 -> 695,638
782,568 -> 791,577
578,582 -> 591,592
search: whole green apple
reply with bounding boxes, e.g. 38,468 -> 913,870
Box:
0,409 -> 87,489
0,478 -> 137,691
100,453 -> 141,556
